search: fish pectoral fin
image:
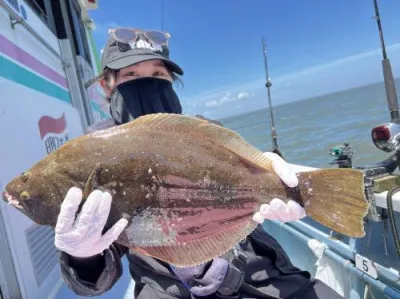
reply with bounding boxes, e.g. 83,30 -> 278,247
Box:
82,162 -> 102,200
125,113 -> 274,171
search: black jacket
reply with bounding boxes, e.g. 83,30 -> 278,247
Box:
59,225 -> 320,298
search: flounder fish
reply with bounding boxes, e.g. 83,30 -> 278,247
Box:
3,113 -> 369,267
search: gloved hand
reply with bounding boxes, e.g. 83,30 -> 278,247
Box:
252,152 -> 306,223
171,258 -> 230,297
54,187 -> 128,258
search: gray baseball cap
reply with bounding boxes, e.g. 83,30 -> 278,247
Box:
101,34 -> 184,75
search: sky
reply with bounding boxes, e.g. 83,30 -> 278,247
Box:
87,0 -> 400,119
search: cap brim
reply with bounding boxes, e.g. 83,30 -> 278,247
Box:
106,53 -> 184,75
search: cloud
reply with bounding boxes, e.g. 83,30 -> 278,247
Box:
237,92 -> 254,100
181,43 -> 400,119
93,21 -> 122,37
205,91 -> 255,107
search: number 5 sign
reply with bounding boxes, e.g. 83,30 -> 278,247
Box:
355,254 -> 378,279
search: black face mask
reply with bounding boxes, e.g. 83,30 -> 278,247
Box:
109,77 -> 182,124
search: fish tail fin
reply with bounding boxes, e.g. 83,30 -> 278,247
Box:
297,168 -> 369,237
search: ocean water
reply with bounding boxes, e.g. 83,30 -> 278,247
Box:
220,78 -> 400,169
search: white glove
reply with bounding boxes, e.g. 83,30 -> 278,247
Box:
54,187 -> 128,258
252,152 -> 306,223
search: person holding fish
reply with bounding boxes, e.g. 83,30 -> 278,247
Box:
50,28 -> 348,298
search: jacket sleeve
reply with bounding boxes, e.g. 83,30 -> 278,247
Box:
58,243 -> 128,297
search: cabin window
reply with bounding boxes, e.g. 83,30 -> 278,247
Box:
49,0 -> 66,39
49,0 -> 92,64
26,0 -> 46,20
25,0 -> 56,34
68,0 -> 92,64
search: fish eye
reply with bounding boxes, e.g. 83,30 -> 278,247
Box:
20,172 -> 30,183
20,191 -> 30,200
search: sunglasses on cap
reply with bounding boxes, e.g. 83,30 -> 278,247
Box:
109,28 -> 171,48
83,29 -> 172,88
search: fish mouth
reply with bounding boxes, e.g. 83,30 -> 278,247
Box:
2,191 -> 25,210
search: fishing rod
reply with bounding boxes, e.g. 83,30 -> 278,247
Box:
370,0 -> 400,154
261,37 -> 283,158
355,0 -> 400,179
373,0 -> 399,124
355,0 -> 400,255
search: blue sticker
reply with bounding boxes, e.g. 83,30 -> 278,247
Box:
5,0 -> 20,13
20,4 -> 27,20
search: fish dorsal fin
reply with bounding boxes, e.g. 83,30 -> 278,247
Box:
125,113 -> 273,171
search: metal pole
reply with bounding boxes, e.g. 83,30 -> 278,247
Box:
373,0 -> 400,123
261,37 -> 281,156
161,0 -> 164,31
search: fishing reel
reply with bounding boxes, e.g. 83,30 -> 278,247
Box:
371,122 -> 400,152
329,143 -> 353,168
355,153 -> 399,223
327,142 -> 398,223
355,123 -> 400,225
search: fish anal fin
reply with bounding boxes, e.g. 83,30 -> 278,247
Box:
132,221 -> 257,267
